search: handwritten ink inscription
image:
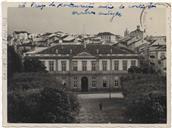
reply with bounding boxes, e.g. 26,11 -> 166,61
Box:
17,2 -> 157,21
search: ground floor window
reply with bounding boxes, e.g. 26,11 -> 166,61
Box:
73,76 -> 78,88
114,80 -> 119,87
103,80 -> 107,88
92,76 -> 96,88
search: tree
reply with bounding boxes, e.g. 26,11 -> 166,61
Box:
23,58 -> 47,72
138,60 -> 156,74
8,45 -> 23,79
8,73 -> 79,123
122,74 -> 166,123
128,66 -> 142,73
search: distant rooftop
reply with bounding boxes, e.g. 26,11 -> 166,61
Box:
37,44 -> 136,55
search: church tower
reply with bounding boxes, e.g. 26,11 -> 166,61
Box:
124,28 -> 129,37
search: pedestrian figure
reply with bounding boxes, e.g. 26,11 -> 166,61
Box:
99,103 -> 103,111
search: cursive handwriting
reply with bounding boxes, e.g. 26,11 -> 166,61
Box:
17,2 -> 157,22
129,3 -> 156,9
18,2 -> 157,10
72,9 -> 96,15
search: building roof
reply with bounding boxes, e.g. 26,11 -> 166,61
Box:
13,31 -> 29,34
151,38 -> 166,46
37,44 -> 136,55
97,32 -> 115,36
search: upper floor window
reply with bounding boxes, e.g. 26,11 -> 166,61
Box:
131,60 -> 136,67
122,60 -> 128,70
114,60 -> 119,70
72,61 -> 78,71
82,61 -> 87,71
61,61 -> 66,71
91,61 -> 96,71
49,61 -> 54,72
160,52 -> 166,59
102,61 -> 107,71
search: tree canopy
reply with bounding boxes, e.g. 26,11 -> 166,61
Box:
23,58 -> 47,72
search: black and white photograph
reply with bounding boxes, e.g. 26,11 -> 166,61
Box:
3,2 -> 170,126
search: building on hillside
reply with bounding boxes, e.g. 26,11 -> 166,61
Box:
129,25 -> 144,39
127,38 -> 151,52
119,25 -> 144,47
13,31 -> 29,40
25,44 -> 139,92
148,37 -> 166,74
97,32 -> 121,44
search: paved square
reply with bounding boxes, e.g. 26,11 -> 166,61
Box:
75,93 -> 127,123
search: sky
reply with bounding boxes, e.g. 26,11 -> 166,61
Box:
7,2 -> 168,36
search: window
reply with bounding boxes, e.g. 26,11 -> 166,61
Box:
102,61 -> 107,71
49,61 -> 54,71
103,80 -> 107,88
73,76 -> 78,88
82,61 -> 87,71
114,60 -> 119,70
72,61 -> 78,71
61,61 -> 66,71
150,55 -> 155,58
122,60 -> 128,70
160,52 -> 166,59
131,60 -> 136,67
92,76 -> 96,88
114,80 -> 119,87
91,61 -> 96,71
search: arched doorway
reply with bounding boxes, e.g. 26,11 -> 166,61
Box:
81,77 -> 88,92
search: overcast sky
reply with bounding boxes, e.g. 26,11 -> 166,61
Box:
7,3 -> 167,36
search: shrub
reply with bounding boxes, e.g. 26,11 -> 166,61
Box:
23,58 -> 47,72
8,87 -> 79,123
128,66 -> 142,73
8,73 -> 79,123
126,92 -> 166,123
122,74 -> 166,123
8,73 -> 63,91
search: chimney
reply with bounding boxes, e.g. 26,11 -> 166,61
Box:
137,25 -> 140,30
55,49 -> 58,54
96,49 -> 99,54
110,49 -> 113,54
70,49 -> 72,54
84,42 -> 87,48
59,40 -> 63,44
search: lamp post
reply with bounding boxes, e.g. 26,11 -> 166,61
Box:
109,84 -> 111,99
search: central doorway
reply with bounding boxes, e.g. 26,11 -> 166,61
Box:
81,77 -> 88,92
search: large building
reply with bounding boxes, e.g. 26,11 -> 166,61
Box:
25,43 -> 139,92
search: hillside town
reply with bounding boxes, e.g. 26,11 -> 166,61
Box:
8,25 -> 166,75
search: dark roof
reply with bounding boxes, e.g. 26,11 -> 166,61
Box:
37,44 -> 135,55
97,32 -> 115,36
13,31 -> 29,34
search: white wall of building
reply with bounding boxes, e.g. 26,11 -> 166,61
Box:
39,58 -> 138,72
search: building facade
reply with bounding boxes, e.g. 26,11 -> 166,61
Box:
25,44 -> 139,92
